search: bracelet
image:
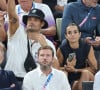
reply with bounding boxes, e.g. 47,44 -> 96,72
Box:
74,69 -> 78,73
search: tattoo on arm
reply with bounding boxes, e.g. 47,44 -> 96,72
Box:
10,17 -> 17,23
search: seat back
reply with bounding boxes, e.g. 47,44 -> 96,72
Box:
56,18 -> 62,42
82,81 -> 94,90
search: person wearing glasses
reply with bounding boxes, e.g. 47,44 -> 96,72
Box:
57,23 -> 97,90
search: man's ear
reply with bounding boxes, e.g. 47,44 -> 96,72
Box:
41,21 -> 45,28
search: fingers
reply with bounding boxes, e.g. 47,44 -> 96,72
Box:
10,83 -> 15,88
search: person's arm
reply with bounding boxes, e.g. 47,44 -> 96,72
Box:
87,46 -> 97,74
65,46 -> 97,74
61,4 -> 74,40
0,11 -> 6,41
57,48 -> 65,70
93,71 -> 100,90
40,4 -> 56,36
40,26 -> 56,36
0,0 -> 7,11
8,0 -> 19,37
55,5 -> 64,12
0,71 -> 19,90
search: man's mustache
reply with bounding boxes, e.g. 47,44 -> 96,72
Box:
26,25 -> 36,32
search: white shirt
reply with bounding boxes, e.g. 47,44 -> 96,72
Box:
5,25 -> 57,78
16,2 -> 55,27
22,67 -> 71,90
93,71 -> 100,90
57,0 -> 67,6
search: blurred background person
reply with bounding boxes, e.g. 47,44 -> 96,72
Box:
0,42 -> 19,90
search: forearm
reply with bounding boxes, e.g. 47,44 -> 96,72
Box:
75,67 -> 96,74
8,0 -> 16,18
0,0 -> 7,11
8,0 -> 19,36
55,5 -> 64,12
41,26 -> 56,36
0,21 -> 6,41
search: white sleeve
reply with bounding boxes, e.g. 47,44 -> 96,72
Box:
93,71 -> 100,90
62,72 -> 71,90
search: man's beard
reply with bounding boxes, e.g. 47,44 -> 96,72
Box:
39,63 -> 52,71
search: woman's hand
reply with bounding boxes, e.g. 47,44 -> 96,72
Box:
66,56 -> 76,67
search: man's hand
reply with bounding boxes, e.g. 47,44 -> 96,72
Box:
27,32 -> 47,46
84,37 -> 100,47
10,83 -> 15,88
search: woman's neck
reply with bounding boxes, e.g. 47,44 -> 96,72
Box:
69,42 -> 79,49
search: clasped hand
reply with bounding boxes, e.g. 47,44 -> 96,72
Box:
64,57 -> 77,72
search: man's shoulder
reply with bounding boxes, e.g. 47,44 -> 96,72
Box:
95,4 -> 100,13
24,68 -> 38,77
67,1 -> 80,8
53,68 -> 66,76
95,71 -> 100,77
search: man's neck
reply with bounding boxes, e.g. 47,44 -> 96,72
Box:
41,68 -> 52,76
69,42 -> 79,49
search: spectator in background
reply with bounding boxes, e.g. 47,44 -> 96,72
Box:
36,0 -> 67,18
22,45 -> 71,90
5,0 -> 59,81
54,0 -> 67,18
61,0 -> 100,68
57,23 -> 97,90
0,42 -> 19,90
16,0 -> 56,41
93,70 -> 100,90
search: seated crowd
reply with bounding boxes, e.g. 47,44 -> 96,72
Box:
0,0 -> 100,90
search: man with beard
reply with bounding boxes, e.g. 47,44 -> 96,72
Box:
5,0 -> 59,81
22,45 -> 71,90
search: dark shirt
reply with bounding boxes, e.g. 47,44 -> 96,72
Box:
61,0 -> 100,40
67,0 -> 77,3
60,39 -> 90,69
59,39 -> 91,85
0,70 -> 19,90
42,0 -> 57,12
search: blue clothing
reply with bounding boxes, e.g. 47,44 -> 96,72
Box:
61,0 -> 100,40
0,70 -> 19,90
59,39 -> 91,85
